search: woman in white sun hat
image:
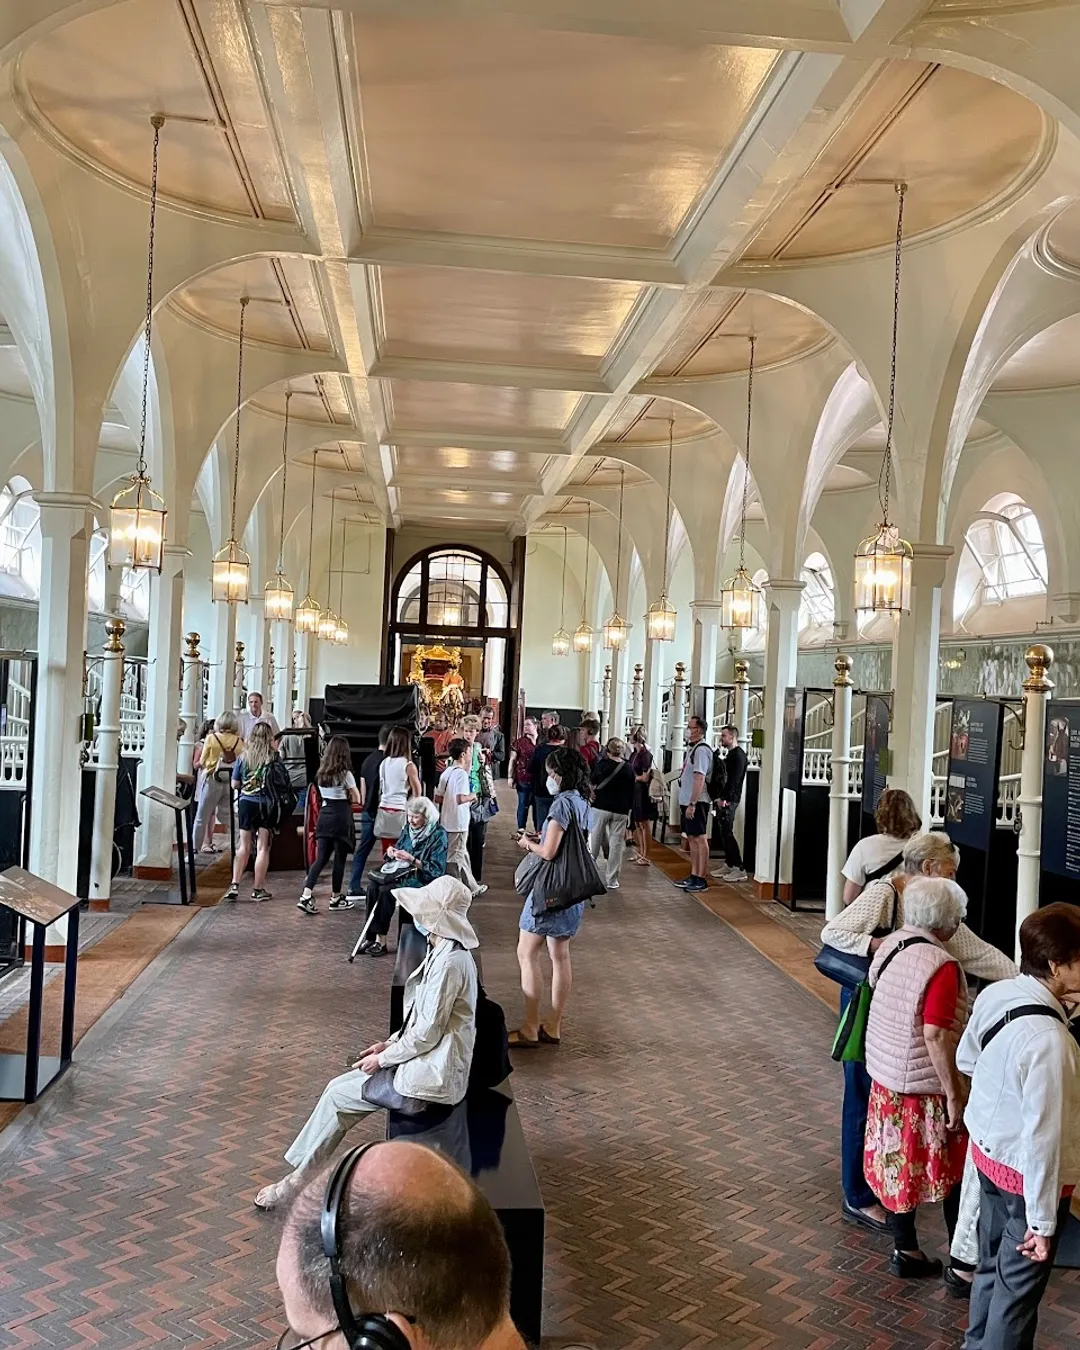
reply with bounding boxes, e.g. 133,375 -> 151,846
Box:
253,875 -> 479,1209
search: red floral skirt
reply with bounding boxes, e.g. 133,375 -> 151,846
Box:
863,1081 -> 967,1212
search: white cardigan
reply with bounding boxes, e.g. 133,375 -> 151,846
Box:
377,940 -> 478,1105
957,974 -> 1080,1236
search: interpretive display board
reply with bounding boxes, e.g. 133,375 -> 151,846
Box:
781,688 -> 806,793
944,700 -> 1004,851
861,694 -> 891,818
1041,700 -> 1080,880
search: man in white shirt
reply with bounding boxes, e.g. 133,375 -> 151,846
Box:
435,737 -> 485,896
674,716 -> 714,894
239,691 -> 280,740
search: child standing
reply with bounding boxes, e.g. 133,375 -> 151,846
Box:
435,737 -> 486,898
298,736 -> 360,915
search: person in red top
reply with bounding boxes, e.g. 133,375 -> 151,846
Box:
508,717 -> 538,839
578,715 -> 601,767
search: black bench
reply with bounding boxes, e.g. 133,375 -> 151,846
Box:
385,925 -> 545,1347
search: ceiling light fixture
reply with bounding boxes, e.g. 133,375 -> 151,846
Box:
603,467 -> 629,651
573,501 -> 595,654
552,526 -> 571,656
295,448 -> 322,635
855,182 -> 913,615
334,511 -> 349,645
109,115 -> 167,573
721,336 -> 764,630
646,414 -> 677,642
211,297 -> 252,603
264,390 -> 295,622
318,488 -> 340,641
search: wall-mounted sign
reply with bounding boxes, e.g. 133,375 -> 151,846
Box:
862,694 -> 892,817
944,700 -> 1004,851
781,688 -> 805,793
1041,701 -> 1080,880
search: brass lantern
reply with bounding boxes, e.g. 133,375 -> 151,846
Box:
645,415 -> 677,642
332,508 -> 349,645
263,390 -> 295,621
552,629 -> 571,657
211,538 -> 251,604
720,337 -> 763,632
109,116 -> 167,573
318,608 -> 338,641
552,526 -> 570,656
572,622 -> 594,654
334,615 -> 349,646
573,502 -> 595,654
295,595 -> 321,635
602,467 -> 630,651
295,447 -> 321,634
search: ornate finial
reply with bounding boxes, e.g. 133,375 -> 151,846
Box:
604,664 -> 612,678
674,661 -> 686,678
634,662 -> 643,676
184,631 -> 200,660
1023,643 -> 1055,693
235,640 -> 245,661
833,652 -> 854,687
733,659 -> 749,685
104,617 -> 126,653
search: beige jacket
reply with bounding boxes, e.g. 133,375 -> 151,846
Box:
377,939 -> 478,1105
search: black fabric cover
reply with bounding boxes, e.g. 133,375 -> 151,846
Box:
321,684 -> 420,777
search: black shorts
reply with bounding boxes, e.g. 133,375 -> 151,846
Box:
238,798 -> 273,833
681,802 -> 710,837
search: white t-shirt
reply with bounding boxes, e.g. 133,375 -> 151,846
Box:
679,741 -> 713,808
239,710 -> 281,740
438,765 -> 471,833
319,771 -> 357,802
379,756 -> 410,810
842,833 -> 907,886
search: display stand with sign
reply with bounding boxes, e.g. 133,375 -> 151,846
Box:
1037,698 -> 1080,907
775,687 -> 831,912
138,786 -> 196,905
860,694 -> 892,834
0,867 -> 81,1102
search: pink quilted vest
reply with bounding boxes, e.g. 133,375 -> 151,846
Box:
865,926 -> 967,1096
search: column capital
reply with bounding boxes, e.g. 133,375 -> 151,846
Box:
32,490 -> 101,513
764,578 -> 805,593
689,599 -> 725,614
909,541 -> 953,589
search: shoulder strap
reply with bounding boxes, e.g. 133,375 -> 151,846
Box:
889,883 -> 899,932
875,935 -> 933,982
593,762 -> 623,794
865,852 -> 904,884
980,1003 -> 1065,1051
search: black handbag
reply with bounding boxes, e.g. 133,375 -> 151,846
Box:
469,983 -> 512,1091
529,809 -> 607,917
814,886 -> 900,989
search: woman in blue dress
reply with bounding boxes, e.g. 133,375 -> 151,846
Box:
510,745 -> 592,1048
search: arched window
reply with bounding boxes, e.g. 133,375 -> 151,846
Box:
800,551 -> 835,632
393,546 -> 510,632
0,478 -> 40,598
954,493 -> 1047,624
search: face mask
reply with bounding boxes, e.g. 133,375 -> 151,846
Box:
413,920 -> 430,938
546,776 -> 560,796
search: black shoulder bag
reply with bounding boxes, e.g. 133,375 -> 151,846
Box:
814,885 -> 900,989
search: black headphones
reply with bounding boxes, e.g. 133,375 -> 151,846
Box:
320,1143 -> 412,1350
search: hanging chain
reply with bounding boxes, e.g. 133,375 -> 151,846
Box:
661,415 -> 674,594
615,466 -> 625,604
880,182 -> 906,525
338,512 -> 347,615
581,501 -> 591,621
559,525 -> 568,628
740,335 -> 755,571
327,489 -> 336,610
137,115 -> 164,481
230,297 -> 249,541
277,391 -> 291,573
306,448 -> 318,591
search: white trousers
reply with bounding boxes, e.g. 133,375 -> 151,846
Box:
446,830 -> 481,895
284,1068 -> 378,1170
950,1146 -> 981,1268
590,808 -> 627,884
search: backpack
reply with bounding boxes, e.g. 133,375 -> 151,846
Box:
706,746 -> 726,801
469,982 -> 513,1092
219,737 -> 237,766
264,756 -> 299,827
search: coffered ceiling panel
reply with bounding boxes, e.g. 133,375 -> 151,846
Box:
351,17 -> 776,248
255,375 -> 353,425
377,266 -> 642,369
991,313 -> 1080,392
742,62 -> 1044,262
172,258 -> 333,351
602,397 -> 715,445
653,291 -> 830,377
392,446 -> 549,479
569,459 -> 653,488
399,486 -> 525,508
386,381 -> 579,435
1045,204 -> 1080,268
19,0 -> 294,222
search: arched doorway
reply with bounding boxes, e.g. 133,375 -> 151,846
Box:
387,545 -> 517,723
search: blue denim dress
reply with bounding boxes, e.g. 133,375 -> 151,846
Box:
518,790 -> 590,939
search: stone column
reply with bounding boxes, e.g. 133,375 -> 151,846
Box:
689,599 -> 722,722
888,544 -> 952,824
135,544 -> 188,876
753,579 -> 804,894
825,653 -> 854,920
273,619 -> 294,723
630,663 -> 643,726
206,600 -> 237,718
732,659 -> 750,748
30,492 -> 96,894
642,639 -> 667,754
249,614 -> 271,704
179,633 -> 203,777
668,660 -> 688,830
293,632 -> 310,714
1016,644 -> 1054,961
88,618 -> 125,912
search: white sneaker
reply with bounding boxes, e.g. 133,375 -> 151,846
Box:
606,878 -> 620,890
710,867 -> 734,879
473,884 -> 488,897
724,868 -> 748,883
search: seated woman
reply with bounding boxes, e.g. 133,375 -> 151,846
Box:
254,875 -> 478,1210
821,831 -> 1016,1236
357,796 -> 448,959
863,876 -> 972,1284
958,903 -> 1080,1349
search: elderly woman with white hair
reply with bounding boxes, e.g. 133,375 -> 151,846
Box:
862,875 -> 974,1283
254,875 -> 478,1210
357,796 -> 448,959
821,831 -> 1016,1239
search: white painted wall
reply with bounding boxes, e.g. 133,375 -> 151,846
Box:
310,525 -> 387,694
520,532 -> 587,709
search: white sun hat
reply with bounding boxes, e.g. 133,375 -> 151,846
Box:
393,875 -> 479,950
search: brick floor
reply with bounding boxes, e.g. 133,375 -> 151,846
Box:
0,816 -> 1077,1349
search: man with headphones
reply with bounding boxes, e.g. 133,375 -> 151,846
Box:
274,1139 -> 527,1350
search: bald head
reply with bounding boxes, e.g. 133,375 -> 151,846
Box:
277,1141 -> 512,1350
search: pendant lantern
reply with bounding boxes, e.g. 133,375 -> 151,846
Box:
720,336 -> 764,631
264,390 -> 295,621
645,413 -> 677,642
295,448 -> 322,635
603,467 -> 629,651
211,297 -> 252,603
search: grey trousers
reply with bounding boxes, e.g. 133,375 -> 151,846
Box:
590,808 -> 627,885
284,1068 -> 378,1170
963,1171 -> 1070,1350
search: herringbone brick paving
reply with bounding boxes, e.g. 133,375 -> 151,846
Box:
0,817 -> 1077,1349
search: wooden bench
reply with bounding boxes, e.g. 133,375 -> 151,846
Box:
385,924 -> 545,1347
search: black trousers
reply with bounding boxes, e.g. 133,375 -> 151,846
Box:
892,1181 -> 962,1253
364,873 -> 399,939
467,816 -> 487,881
716,804 -> 742,868
304,836 -> 349,892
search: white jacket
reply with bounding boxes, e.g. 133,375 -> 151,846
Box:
957,974 -> 1080,1236
377,940 -> 478,1105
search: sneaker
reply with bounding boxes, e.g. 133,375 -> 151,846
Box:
682,876 -> 708,892
251,888 -> 272,902
723,869 -> 748,883
673,876 -> 697,889
710,866 -> 735,879
473,884 -> 488,897
297,896 -> 318,915
328,895 -> 356,911
224,883 -> 239,901
606,879 -> 620,890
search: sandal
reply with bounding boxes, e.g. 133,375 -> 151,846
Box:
634,855 -> 650,866
538,1026 -> 561,1045
508,1029 -> 540,1048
